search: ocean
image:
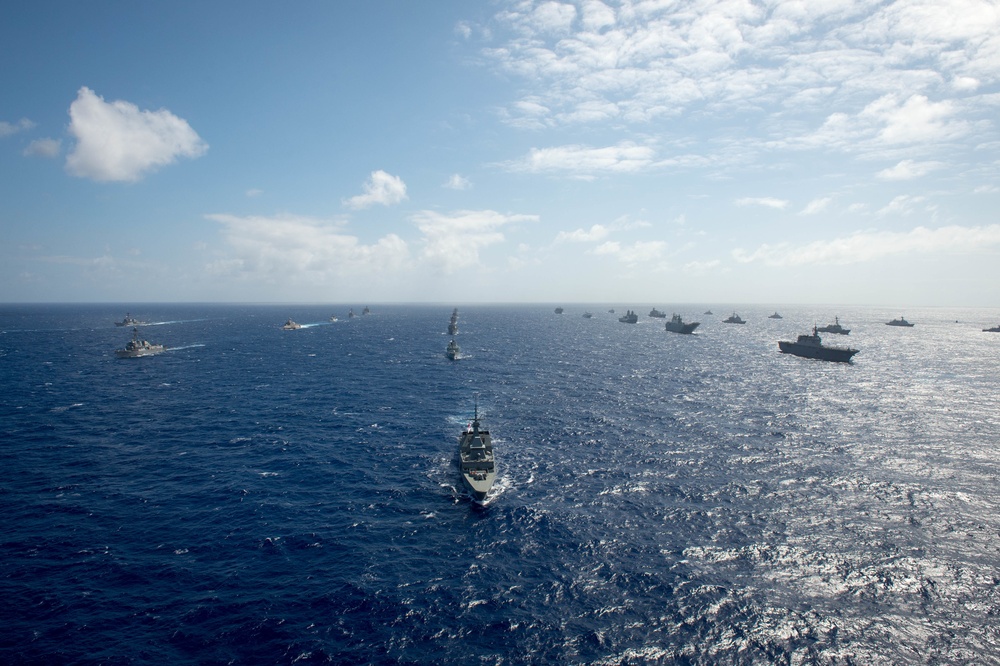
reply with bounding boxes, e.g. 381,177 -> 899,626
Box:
2,303 -> 998,665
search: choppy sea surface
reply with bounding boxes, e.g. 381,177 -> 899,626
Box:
2,303 -> 999,665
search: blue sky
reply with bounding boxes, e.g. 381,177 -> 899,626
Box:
2,0 -> 999,306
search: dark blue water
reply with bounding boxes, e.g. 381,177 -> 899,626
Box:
2,304 -> 999,664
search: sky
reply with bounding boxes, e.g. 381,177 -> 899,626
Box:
2,0 -> 999,306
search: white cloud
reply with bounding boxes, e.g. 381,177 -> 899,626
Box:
344,170 -> 408,209
592,239 -> 667,266
555,224 -> 611,243
23,138 -> 61,158
736,197 -> 789,210
0,118 -> 35,137
878,194 -> 926,216
444,174 -> 472,190
732,224 -> 1000,266
876,159 -> 944,180
206,213 -> 409,279
412,209 -> 538,273
800,197 -> 832,215
245,188 -> 263,198
503,142 -> 655,176
65,87 -> 207,182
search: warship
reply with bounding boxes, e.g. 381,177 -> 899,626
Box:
778,327 -> 859,363
723,312 -> 746,324
114,313 -> 144,327
582,312 -> 593,318
886,317 -> 914,327
665,313 -> 699,334
618,310 -> 638,324
817,317 -> 850,335
984,324 -> 1000,333
648,308 -> 666,318
554,307 -> 564,314
446,339 -> 461,360
282,319 -> 301,330
768,312 -> 782,319
115,327 -> 166,358
458,404 -> 496,503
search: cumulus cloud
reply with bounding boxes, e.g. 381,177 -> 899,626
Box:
876,159 -> 944,181
878,194 -> 926,216
65,87 -> 207,182
444,174 -> 472,190
412,209 -> 538,273
736,197 -> 789,210
0,118 -> 35,137
344,170 -> 408,209
502,142 -> 655,176
206,213 -> 409,279
732,224 -> 1000,266
23,138 -> 61,158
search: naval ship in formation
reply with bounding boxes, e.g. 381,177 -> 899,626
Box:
458,404 -> 496,503
778,327 -> 859,363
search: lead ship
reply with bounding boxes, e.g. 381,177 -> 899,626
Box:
778,327 -> 858,363
665,313 -> 699,334
458,405 -> 496,503
115,327 -> 166,358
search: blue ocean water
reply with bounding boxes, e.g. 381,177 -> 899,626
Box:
2,303 -> 998,665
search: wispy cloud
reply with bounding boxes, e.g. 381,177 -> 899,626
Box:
444,173 -> 472,190
501,142 -> 655,177
65,87 -> 207,182
344,170 -> 408,209
736,197 -> 789,210
592,239 -> 667,267
555,224 -> 611,243
412,209 -> 537,273
800,197 -> 832,215
23,138 -> 61,158
0,118 -> 35,137
733,224 -> 1000,266
876,159 -> 944,181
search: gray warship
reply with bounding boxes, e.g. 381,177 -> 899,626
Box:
665,313 -> 699,334
458,404 -> 496,503
778,327 -> 858,363
618,310 -> 638,324
886,317 -> 914,327
282,319 -> 301,330
115,327 -> 166,358
723,312 -> 746,324
648,308 -> 666,318
446,339 -> 461,360
817,316 -> 850,335
984,324 -> 1000,333
114,313 -> 145,327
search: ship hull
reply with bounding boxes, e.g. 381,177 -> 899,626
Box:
665,322 -> 699,334
778,341 -> 857,363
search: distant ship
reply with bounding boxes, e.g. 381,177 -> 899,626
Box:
778,327 -> 859,363
446,339 -> 460,360
348,309 -> 355,318
704,310 -> 713,315
458,404 -> 496,503
817,317 -> 850,335
618,310 -> 638,324
723,312 -> 746,324
362,306 -> 371,315
448,321 -> 458,335
768,312 -> 782,319
115,327 -> 165,358
886,317 -> 914,327
608,309 -> 615,314
282,319 -> 301,330
648,308 -> 666,318
983,324 -> 1000,332
329,315 -> 338,322
554,307 -> 564,314
114,313 -> 144,327
665,314 -> 699,334
582,312 -> 593,318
